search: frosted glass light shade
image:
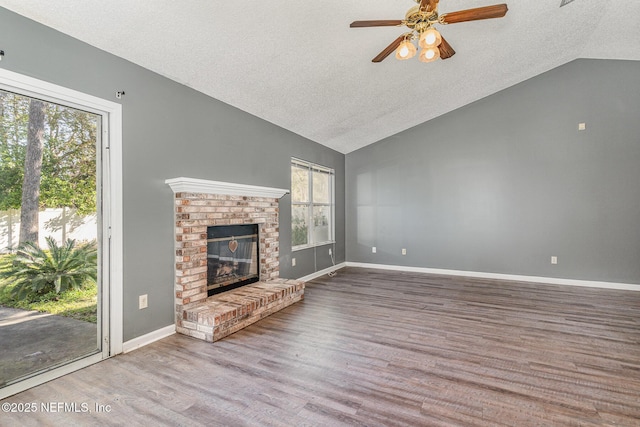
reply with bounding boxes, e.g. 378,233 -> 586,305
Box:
419,28 -> 442,48
419,46 -> 440,63
395,40 -> 417,60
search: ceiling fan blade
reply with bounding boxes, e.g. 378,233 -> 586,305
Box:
438,36 -> 456,59
419,0 -> 439,12
350,20 -> 403,28
372,35 -> 405,63
441,4 -> 508,24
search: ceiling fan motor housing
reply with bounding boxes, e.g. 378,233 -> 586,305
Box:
405,5 -> 439,31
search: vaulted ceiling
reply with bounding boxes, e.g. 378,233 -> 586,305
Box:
2,0 -> 639,153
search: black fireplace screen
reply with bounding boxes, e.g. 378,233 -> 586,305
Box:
206,224 -> 259,296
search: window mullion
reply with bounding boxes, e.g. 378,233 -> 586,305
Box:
307,165 -> 313,246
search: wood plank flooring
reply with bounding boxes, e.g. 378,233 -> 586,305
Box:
2,267 -> 640,426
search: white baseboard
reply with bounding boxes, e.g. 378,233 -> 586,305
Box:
297,262 -> 347,282
122,324 -> 176,353
345,262 -> 640,292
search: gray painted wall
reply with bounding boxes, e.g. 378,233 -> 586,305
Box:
0,8 -> 345,341
346,59 -> 640,285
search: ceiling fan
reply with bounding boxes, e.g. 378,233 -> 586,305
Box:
350,0 -> 508,63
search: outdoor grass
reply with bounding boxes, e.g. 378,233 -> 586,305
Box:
0,253 -> 98,323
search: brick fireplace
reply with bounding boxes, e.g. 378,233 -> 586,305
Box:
166,177 -> 305,342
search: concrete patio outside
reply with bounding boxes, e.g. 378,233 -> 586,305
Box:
0,306 -> 97,387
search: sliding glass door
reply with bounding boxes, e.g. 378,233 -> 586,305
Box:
0,70 -> 120,398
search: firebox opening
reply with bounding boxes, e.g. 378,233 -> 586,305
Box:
207,224 -> 259,296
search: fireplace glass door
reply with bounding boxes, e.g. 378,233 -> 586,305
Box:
206,224 -> 259,295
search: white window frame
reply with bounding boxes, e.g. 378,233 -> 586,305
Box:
291,157 -> 335,251
0,68 -> 123,399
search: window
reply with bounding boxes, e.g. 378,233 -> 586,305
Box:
291,158 -> 335,250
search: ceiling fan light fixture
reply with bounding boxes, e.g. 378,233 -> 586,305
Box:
395,39 -> 417,60
419,46 -> 440,63
351,2 -> 508,63
419,27 -> 442,48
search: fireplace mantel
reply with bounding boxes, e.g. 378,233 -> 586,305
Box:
165,177 -> 289,199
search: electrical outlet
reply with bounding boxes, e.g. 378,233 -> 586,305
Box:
329,248 -> 332,256
372,246 -> 377,253
139,294 -> 148,309
402,248 -> 407,255
292,258 -> 296,267
551,256 -> 558,265
578,122 -> 586,131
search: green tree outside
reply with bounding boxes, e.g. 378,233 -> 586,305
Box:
0,90 -> 98,217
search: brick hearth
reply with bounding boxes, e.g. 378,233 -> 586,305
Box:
184,280 -> 304,341
166,178 -> 304,342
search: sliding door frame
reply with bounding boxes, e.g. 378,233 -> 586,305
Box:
0,68 -> 123,399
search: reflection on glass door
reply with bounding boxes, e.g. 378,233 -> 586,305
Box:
0,89 -> 101,387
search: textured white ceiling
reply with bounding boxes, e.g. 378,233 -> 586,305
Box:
2,0 -> 639,153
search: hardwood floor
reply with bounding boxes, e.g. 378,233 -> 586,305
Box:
2,267 -> 640,426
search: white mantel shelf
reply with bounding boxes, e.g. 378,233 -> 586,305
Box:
165,177 -> 289,199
